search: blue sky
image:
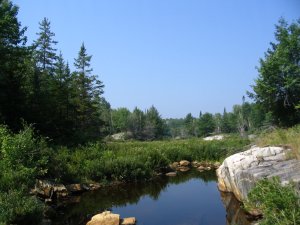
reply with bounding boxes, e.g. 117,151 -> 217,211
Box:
14,0 -> 300,118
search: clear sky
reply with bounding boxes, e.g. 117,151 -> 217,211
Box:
14,0 -> 300,118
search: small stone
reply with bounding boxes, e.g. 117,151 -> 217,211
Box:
165,172 -> 177,176
178,167 -> 190,172
121,217 -> 136,225
179,160 -> 190,166
198,166 -> 205,170
66,184 -> 83,193
170,162 -> 179,169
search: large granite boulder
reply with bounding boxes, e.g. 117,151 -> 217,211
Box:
216,146 -> 300,202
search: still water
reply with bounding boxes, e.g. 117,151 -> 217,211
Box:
51,170 -> 252,225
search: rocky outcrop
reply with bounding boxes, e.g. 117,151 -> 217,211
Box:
34,180 -> 68,199
86,211 -> 135,225
217,146 -> 300,202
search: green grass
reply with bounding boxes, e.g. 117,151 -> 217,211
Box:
50,135 -> 250,183
256,125 -> 300,159
245,177 -> 300,225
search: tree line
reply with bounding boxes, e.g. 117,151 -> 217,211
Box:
110,99 -> 269,139
0,1 -> 108,144
0,0 -> 299,144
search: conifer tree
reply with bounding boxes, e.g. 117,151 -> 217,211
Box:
0,0 -> 28,130
33,17 -> 57,73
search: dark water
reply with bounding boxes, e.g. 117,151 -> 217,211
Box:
50,170 -> 252,225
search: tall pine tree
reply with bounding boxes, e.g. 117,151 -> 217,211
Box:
72,43 -> 104,142
0,0 -> 28,130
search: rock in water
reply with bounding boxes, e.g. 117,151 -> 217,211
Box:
121,217 -> 136,225
86,211 -> 120,225
179,160 -> 190,166
34,180 -> 68,199
165,172 -> 177,176
216,146 -> 300,201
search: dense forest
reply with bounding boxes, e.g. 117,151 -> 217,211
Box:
0,0 -> 300,224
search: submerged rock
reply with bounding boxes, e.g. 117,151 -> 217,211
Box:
220,191 -> 261,225
165,172 -> 177,176
216,146 -> 300,202
66,184 -> 84,193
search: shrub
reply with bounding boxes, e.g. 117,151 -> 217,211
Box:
0,125 -> 48,224
0,190 -> 43,225
245,177 -> 300,225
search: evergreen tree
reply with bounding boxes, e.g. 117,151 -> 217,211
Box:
72,43 -> 104,141
33,17 -> 57,73
0,0 -> 28,130
184,113 -> 197,137
198,113 -> 215,137
128,107 -> 145,139
144,106 -> 164,140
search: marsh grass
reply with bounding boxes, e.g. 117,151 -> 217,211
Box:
51,135 -> 249,183
256,125 -> 300,159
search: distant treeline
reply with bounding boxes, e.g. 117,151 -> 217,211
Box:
108,101 -> 269,140
1,0 -> 299,144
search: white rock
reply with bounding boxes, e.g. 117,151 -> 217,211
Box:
216,146 -> 300,201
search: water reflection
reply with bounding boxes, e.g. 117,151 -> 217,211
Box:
49,170 -> 251,225
220,192 -> 257,225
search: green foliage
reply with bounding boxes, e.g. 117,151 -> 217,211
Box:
0,0 -> 28,131
33,17 -> 58,72
245,177 -> 300,225
198,112 -> 215,137
111,107 -> 131,132
0,125 -> 49,224
0,190 -> 43,225
250,18 -> 300,126
50,135 -> 249,183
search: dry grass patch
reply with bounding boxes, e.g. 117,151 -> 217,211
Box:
256,125 -> 300,159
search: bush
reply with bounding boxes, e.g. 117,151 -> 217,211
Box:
245,177 -> 300,225
0,190 -> 43,225
0,125 -> 49,224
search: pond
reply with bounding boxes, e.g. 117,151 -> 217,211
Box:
49,170 -> 253,225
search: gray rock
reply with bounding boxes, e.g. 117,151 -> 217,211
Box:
34,179 -> 68,199
216,146 -> 300,201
